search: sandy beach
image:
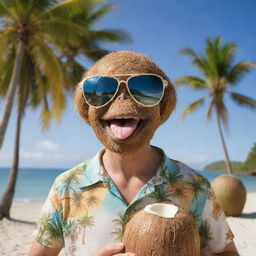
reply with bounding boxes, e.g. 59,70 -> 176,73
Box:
0,193 -> 255,256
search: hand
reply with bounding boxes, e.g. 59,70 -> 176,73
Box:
91,242 -> 134,256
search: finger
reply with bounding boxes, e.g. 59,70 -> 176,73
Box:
92,242 -> 124,256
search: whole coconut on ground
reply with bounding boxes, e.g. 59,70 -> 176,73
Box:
211,174 -> 247,217
122,203 -> 200,256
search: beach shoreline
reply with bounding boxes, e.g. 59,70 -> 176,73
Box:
0,193 -> 255,256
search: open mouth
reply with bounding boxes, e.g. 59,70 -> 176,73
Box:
101,117 -> 144,140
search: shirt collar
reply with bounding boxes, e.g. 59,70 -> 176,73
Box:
79,149 -> 105,189
79,147 -> 180,189
148,147 -> 180,186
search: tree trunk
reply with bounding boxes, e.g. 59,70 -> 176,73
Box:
216,112 -> 233,174
0,42 -> 25,151
0,86 -> 28,219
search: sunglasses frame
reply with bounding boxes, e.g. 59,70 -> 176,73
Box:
79,73 -> 168,108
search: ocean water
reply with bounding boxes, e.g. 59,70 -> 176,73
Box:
0,167 -> 255,203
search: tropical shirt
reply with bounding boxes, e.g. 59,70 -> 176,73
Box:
33,147 -> 234,256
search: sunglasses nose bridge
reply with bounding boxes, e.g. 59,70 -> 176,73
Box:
115,80 -> 130,100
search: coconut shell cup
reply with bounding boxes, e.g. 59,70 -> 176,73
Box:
122,203 -> 200,256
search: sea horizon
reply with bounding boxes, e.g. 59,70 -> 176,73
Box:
1,167 -> 256,203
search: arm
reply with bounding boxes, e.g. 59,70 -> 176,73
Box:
28,241 -> 135,256
198,187 -> 238,255
28,241 -> 61,256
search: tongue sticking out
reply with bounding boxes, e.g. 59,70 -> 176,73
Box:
109,119 -> 138,139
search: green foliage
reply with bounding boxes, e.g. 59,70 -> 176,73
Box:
176,36 -> 256,174
242,143 -> 256,172
204,143 -> 256,174
203,161 -> 243,172
0,0 -> 129,129
176,36 -> 256,124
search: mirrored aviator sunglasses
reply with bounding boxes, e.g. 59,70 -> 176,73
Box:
80,73 -> 168,108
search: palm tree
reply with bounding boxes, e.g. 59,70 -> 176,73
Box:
165,169 -> 183,185
149,185 -> 172,202
0,51 -> 69,219
0,0 -> 129,219
112,212 -> 126,240
0,0 -> 95,149
77,214 -> 94,244
187,174 -> 208,200
176,37 -> 256,174
198,220 -> 212,250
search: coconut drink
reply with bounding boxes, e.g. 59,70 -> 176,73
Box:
122,203 -> 200,256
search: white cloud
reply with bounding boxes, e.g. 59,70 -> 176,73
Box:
36,140 -> 59,151
0,149 -> 85,168
0,152 -> 12,161
20,150 -> 68,161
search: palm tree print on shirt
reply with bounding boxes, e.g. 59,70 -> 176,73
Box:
77,214 -> 95,244
111,212 -> 126,240
199,220 -> 213,251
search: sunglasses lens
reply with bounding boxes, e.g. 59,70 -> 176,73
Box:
128,75 -> 164,105
83,76 -> 118,107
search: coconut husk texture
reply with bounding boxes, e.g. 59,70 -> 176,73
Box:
122,204 -> 200,256
211,174 -> 247,217
73,51 -> 177,154
74,51 -> 176,126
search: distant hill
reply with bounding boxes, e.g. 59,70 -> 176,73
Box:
203,161 -> 243,172
203,143 -> 256,176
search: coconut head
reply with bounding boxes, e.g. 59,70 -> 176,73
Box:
74,51 -> 176,154
211,174 -> 247,217
122,203 -> 200,256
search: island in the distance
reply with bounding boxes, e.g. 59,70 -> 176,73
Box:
203,143 -> 256,176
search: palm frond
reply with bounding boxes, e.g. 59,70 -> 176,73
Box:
86,4 -> 118,25
29,0 -> 54,14
206,98 -> 214,121
50,91 -> 67,123
63,60 -> 85,86
0,59 -> 14,97
229,92 -> 256,109
180,97 -> 206,119
90,29 -> 131,43
221,42 -> 236,64
205,37 -> 220,80
174,76 -> 208,90
40,0 -> 99,20
180,48 -> 209,77
42,18 -> 93,46
31,36 -> 64,92
0,32 -> 15,62
225,61 -> 256,85
0,1 -> 16,18
40,103 -> 51,131
82,48 -> 110,61
28,71 -> 50,108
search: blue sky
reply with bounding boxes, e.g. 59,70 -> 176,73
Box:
0,0 -> 256,170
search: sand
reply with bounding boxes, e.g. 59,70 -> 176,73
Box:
0,193 -> 255,256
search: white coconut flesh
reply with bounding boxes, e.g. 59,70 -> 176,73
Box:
144,203 -> 178,218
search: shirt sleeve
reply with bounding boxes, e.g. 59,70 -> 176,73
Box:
32,180 -> 64,248
200,187 -> 234,253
